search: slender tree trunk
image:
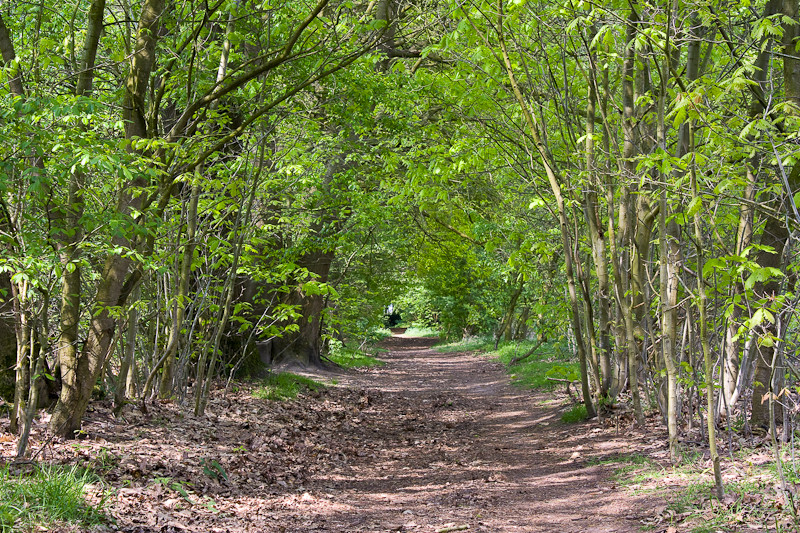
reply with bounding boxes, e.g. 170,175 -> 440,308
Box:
50,0 -> 164,437
16,306 -> 47,459
583,39 -> 612,397
495,276 -> 524,348
11,281 -> 30,434
158,185 -> 200,397
493,1 -> 594,418
690,122 -> 724,499
610,7 -> 644,424
114,284 -> 140,413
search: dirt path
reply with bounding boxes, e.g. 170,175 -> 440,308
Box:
2,335 -> 667,532
311,335 -> 665,532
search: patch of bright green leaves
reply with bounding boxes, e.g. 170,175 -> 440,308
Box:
0,463 -> 107,532
254,373 -> 324,401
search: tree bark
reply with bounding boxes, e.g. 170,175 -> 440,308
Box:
50,0 -> 165,437
749,0 -> 800,429
582,37 -> 612,397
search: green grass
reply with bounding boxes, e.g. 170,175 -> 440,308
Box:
326,347 -> 385,368
435,337 -> 580,391
253,373 -> 324,401
326,337 -> 386,368
0,463 -> 107,532
402,326 -> 440,337
596,451 -> 787,533
496,341 -> 578,389
561,404 -> 588,423
435,336 -> 493,353
587,453 -> 661,483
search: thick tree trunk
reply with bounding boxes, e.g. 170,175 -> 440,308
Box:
749,214 -> 790,429
749,0 -> 800,430
722,0 -> 774,410
272,250 -> 336,368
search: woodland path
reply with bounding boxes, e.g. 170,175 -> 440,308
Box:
7,335 -> 668,533
306,335 -> 666,533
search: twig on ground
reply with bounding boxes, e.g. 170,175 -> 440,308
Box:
436,525 -> 469,533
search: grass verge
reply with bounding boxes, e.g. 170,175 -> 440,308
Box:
402,326 -> 440,337
0,463 -> 107,532
561,404 -> 587,423
326,347 -> 385,368
326,336 -> 386,368
437,337 -> 580,390
597,449 -> 796,532
254,373 -> 325,401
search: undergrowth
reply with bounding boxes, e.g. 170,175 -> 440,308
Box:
326,338 -> 385,368
561,404 -> 587,423
437,337 -> 579,390
326,348 -> 385,368
402,326 -> 440,337
0,463 -> 107,532
254,373 -> 324,401
599,450 -> 799,532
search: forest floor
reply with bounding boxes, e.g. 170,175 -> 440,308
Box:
1,336 -> 716,532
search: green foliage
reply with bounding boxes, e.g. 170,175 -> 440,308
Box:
325,337 -> 386,368
436,337 -> 579,391
200,458 -> 229,483
0,464 -> 107,532
253,373 -> 324,401
495,341 -> 578,390
435,336 -> 494,353
561,404 -> 587,423
601,450 -> 795,532
403,326 -> 440,337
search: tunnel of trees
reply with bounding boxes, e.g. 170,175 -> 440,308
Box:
2,0 -> 800,488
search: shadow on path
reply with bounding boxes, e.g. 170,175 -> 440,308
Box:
309,335 -> 664,532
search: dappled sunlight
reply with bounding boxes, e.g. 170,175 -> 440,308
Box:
2,336 -> 665,532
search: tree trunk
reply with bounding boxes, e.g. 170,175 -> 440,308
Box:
494,1 -> 595,418
272,250 -> 336,368
158,185 -> 200,398
50,0 -> 164,437
582,39 -> 612,397
690,122 -> 724,499
749,0 -> 800,430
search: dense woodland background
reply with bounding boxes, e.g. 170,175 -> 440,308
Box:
1,0 -> 800,497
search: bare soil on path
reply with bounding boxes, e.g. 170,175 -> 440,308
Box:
2,335 -> 668,532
